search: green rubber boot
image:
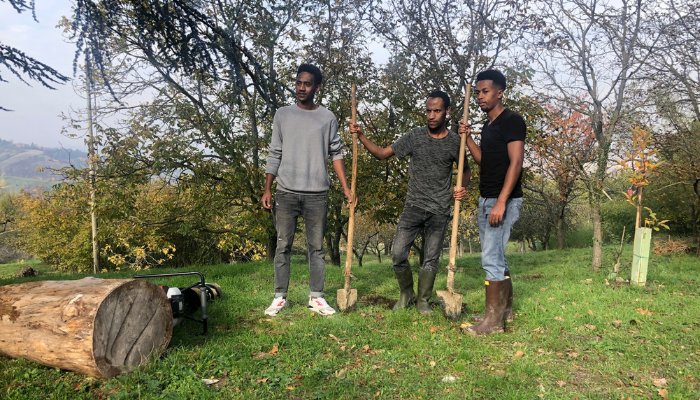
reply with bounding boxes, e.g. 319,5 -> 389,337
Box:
416,269 -> 436,316
392,268 -> 415,311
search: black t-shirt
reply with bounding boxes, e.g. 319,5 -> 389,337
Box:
391,127 -> 462,215
479,109 -> 527,198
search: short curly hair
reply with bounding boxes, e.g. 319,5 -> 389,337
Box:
297,64 -> 323,85
476,70 -> 507,91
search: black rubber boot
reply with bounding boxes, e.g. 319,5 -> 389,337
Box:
416,269 -> 436,316
392,268 -> 415,311
471,270 -> 513,322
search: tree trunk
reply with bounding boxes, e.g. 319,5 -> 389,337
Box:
635,186 -> 644,228
0,278 -> 172,378
592,201 -> 603,270
557,214 -> 566,250
375,245 -> 382,263
266,229 -> 277,262
330,224 -> 342,266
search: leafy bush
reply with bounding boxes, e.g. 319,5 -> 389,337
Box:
600,199 -> 636,243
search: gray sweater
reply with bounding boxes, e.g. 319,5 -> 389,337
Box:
265,104 -> 343,194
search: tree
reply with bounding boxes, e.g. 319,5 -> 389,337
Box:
0,0 -> 69,111
643,0 -> 700,254
526,0 -> 657,268
525,106 -> 596,249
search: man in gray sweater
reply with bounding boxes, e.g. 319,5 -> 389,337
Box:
262,64 -> 352,316
350,91 -> 470,316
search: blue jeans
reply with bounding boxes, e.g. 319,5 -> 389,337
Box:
273,191 -> 328,298
478,197 -> 523,281
392,204 -> 450,274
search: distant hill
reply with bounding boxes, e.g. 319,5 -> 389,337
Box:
0,139 -> 88,193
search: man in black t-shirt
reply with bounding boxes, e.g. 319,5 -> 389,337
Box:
459,70 -> 526,335
350,91 -> 470,316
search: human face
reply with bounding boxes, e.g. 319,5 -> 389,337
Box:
475,80 -> 503,113
425,97 -> 449,131
295,72 -> 320,104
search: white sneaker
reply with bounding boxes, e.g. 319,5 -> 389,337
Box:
307,296 -> 336,315
265,297 -> 287,316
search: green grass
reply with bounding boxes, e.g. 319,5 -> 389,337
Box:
0,259 -> 53,279
1,247 -> 699,399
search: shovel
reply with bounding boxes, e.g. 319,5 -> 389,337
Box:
437,83 -> 471,321
337,84 -> 358,312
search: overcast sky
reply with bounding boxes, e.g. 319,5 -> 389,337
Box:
0,2 -> 89,150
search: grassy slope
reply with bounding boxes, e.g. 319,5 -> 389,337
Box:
2,176 -> 54,194
0,247 -> 698,399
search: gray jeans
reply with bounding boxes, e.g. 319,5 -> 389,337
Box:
392,204 -> 450,274
273,191 -> 328,298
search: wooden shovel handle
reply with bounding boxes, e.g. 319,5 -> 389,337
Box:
446,84 -> 471,293
344,84 -> 358,291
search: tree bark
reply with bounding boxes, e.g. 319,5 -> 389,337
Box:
328,224 -> 343,266
557,210 -> 566,250
0,278 -> 172,378
266,228 -> 277,262
591,201 -> 603,270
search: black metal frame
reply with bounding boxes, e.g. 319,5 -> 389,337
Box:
133,272 -> 208,334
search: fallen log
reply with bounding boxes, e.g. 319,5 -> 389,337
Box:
0,277 -> 172,378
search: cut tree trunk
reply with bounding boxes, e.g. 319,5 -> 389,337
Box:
0,277 -> 172,378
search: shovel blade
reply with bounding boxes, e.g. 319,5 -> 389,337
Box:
436,290 -> 463,321
337,289 -> 357,312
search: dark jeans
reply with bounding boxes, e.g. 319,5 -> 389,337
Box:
392,204 -> 450,274
273,191 -> 328,298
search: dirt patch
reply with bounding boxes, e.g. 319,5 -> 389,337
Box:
517,272 -> 543,279
360,293 -> 395,309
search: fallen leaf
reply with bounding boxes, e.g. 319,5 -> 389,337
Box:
557,381 -> 566,387
554,316 -> 564,321
335,368 -> 347,379
514,350 -> 525,358
541,287 -> 546,292
256,378 -> 268,384
430,326 -> 438,334
269,345 -> 279,355
286,386 -> 294,390
585,324 -> 597,330
375,392 -> 380,397
658,388 -> 668,399
653,378 -> 667,387
637,308 -> 652,315
568,351 -> 579,358
202,378 -> 219,385
441,375 -> 457,383
387,368 -> 396,374
588,309 -> 594,315
548,297 -> 555,301
580,279 -> 592,283
329,334 -> 342,343
430,361 -> 436,367
611,320 -> 622,327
